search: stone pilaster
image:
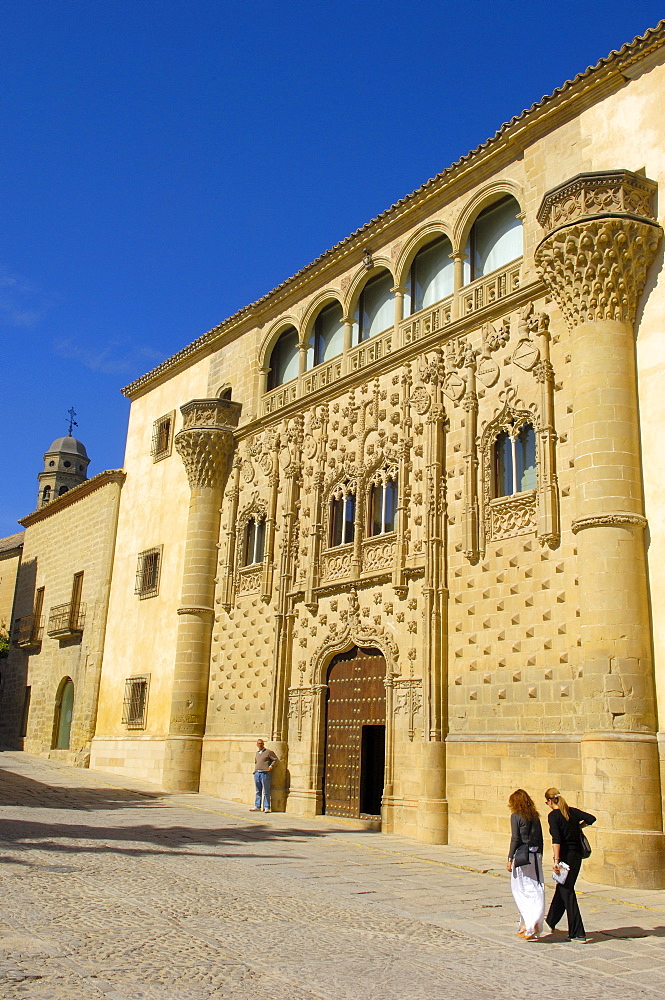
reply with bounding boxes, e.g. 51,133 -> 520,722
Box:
163,398 -> 241,791
536,170 -> 664,887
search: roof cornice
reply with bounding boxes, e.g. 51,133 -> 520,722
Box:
122,19 -> 665,400
19,470 -> 126,528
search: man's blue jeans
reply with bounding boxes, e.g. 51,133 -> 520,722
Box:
254,770 -> 271,810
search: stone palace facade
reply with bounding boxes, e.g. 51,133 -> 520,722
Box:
9,23 -> 665,889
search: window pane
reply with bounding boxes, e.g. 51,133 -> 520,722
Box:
410,238 -> 453,314
330,497 -> 344,547
384,479 -> 397,532
268,327 -> 299,389
470,197 -> 522,279
357,272 -> 393,342
245,519 -> 256,564
255,518 -> 265,562
517,425 -> 537,491
494,432 -> 513,497
344,494 -> 355,544
314,302 -> 344,364
370,483 -> 382,536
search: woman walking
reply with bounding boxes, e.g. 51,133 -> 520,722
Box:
544,787 -> 596,943
506,789 -> 545,940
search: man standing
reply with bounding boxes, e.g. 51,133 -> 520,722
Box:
251,738 -> 278,812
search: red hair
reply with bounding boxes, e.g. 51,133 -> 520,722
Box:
508,788 -> 540,820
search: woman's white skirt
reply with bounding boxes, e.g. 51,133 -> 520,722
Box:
511,852 -> 545,935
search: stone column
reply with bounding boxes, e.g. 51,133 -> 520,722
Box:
164,398 -> 241,791
535,170 -> 664,888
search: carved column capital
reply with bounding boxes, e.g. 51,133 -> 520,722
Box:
535,170 -> 662,329
174,398 -> 241,490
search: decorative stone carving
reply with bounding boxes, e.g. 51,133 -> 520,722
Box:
489,492 -> 537,540
321,547 -> 353,582
236,565 -> 263,596
175,399 -> 241,491
394,677 -> 423,741
287,685 -> 325,740
409,385 -> 430,415
536,169 -> 657,233
363,535 -> 396,573
535,170 -> 662,329
571,513 -> 648,534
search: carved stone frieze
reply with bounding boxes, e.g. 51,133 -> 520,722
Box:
571,513 -> 648,534
489,492 -> 537,540
363,535 -> 396,573
536,169 -> 657,234
236,565 -> 263,596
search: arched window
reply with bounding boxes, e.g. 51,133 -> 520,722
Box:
329,481 -> 356,547
219,387 -> 232,401
406,236 -> 453,315
243,515 -> 266,566
308,301 -> 344,368
58,486 -> 68,497
41,485 -> 51,504
368,470 -> 398,535
494,424 -> 536,498
465,196 -> 522,283
354,271 -> 393,343
267,326 -> 299,390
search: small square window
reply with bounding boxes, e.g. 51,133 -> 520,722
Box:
151,412 -> 174,462
135,547 -> 162,599
122,675 -> 149,729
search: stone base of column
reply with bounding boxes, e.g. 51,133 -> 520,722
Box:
267,740 -> 288,812
284,786 -> 321,817
581,734 -> 665,888
417,741 -> 448,845
162,736 -> 203,792
583,830 -> 665,889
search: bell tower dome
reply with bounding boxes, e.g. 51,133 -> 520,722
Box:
37,410 -> 90,508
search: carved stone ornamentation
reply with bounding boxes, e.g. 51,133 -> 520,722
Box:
394,677 -> 423,741
571,513 -> 648,534
489,492 -> 538,540
175,399 -> 241,491
535,170 -> 662,329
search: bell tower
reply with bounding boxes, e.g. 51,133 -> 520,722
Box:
37,408 -> 90,508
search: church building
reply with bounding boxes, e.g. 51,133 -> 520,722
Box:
84,22 -> 665,889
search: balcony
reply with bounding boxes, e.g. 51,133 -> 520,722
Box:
15,615 -> 43,648
47,603 -> 86,639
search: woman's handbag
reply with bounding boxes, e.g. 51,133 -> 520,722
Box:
513,819 -> 533,867
513,843 -> 531,867
580,832 -> 592,859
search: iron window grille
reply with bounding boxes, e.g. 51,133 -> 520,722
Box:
122,675 -> 149,729
151,412 -> 174,462
135,547 -> 162,599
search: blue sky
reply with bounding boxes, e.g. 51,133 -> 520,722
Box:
1,1 -> 663,536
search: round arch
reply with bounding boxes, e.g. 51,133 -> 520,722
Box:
343,257 -> 395,317
259,314 -> 301,374
394,223 -> 454,288
453,179 -> 525,254
301,291 -> 346,343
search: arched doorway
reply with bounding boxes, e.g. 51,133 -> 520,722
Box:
323,646 -> 386,819
54,678 -> 74,749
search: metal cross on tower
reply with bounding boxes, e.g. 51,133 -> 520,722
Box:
67,407 -> 78,436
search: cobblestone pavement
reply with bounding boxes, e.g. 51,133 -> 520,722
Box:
1,751 -> 665,999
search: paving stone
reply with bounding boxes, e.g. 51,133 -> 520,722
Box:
1,751 -> 665,999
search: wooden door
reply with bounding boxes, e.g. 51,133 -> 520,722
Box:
323,646 -> 386,818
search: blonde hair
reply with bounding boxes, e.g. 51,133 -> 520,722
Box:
544,786 -> 569,820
